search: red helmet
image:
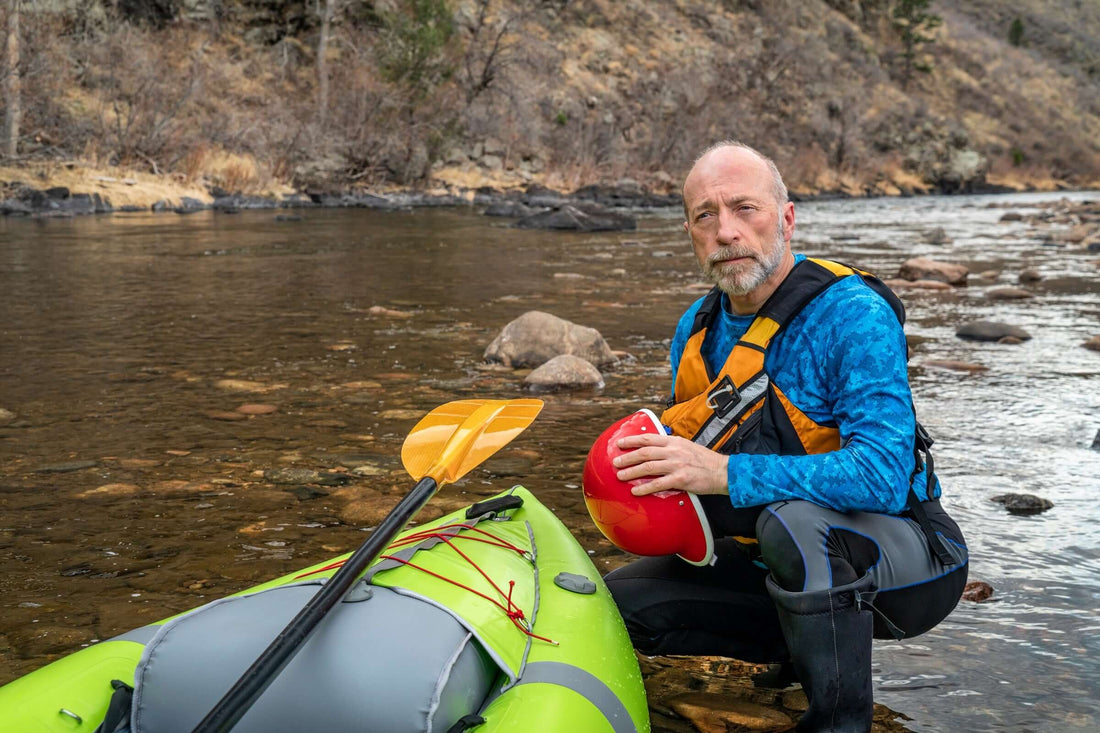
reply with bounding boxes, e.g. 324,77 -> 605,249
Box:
582,409 -> 715,566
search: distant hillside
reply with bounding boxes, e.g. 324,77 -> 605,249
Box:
1,0 -> 1098,197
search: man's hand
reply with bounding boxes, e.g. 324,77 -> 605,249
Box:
613,432 -> 729,496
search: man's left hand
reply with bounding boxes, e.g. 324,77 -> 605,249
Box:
613,432 -> 729,496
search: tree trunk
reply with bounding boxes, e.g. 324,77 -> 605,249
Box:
4,0 -> 20,158
317,0 -> 333,130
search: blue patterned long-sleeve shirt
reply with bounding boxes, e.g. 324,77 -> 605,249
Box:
670,255 -> 937,515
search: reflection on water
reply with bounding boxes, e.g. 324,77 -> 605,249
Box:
1,192 -> 1098,731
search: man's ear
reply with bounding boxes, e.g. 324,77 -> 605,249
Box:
683,220 -> 690,236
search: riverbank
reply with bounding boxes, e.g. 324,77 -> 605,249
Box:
1,160 -> 1089,221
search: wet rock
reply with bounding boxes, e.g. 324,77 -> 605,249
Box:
1018,269 -> 1042,283
897,257 -> 969,286
263,468 -> 351,486
921,360 -> 989,373
999,212 -> 1024,222
956,321 -> 1032,342
368,305 -> 414,319
668,693 -> 792,732
987,287 -> 1034,300
924,227 -> 952,245
0,407 -> 15,426
78,483 -> 141,497
1092,429 -> 1100,451
34,460 -> 97,473
512,204 -> 636,232
236,404 -> 278,415
1082,335 -> 1100,352
485,310 -> 618,369
350,463 -> 389,477
997,336 -> 1025,345
214,379 -> 286,393
152,480 -> 215,493
483,201 -> 534,218
525,354 -> 604,390
377,409 -> 423,420
990,493 -> 1053,515
962,581 -> 994,602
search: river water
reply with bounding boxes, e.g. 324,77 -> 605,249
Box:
1,192 -> 1098,731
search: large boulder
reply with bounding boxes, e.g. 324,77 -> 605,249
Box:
524,355 -> 604,390
897,257 -> 969,286
485,311 -> 618,369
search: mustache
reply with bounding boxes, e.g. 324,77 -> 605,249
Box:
705,247 -> 760,266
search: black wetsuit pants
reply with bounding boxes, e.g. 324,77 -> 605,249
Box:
604,498 -> 969,663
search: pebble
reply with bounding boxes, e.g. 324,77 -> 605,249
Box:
1018,269 -> 1042,283
338,381 -> 382,390
236,404 -> 278,415
368,306 -> 414,319
34,460 -> 97,473
118,458 -> 161,469
0,407 -> 15,425
263,467 -> 351,486
307,419 -> 349,428
378,409 -> 425,420
77,483 -> 141,497
214,379 -> 286,393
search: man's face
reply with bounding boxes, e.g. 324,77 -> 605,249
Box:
682,148 -> 794,298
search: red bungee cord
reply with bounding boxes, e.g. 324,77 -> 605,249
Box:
295,522 -> 557,645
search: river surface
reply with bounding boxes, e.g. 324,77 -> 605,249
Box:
1,192 -> 1098,731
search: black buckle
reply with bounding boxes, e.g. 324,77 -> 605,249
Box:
915,421 -> 934,450
705,376 -> 740,418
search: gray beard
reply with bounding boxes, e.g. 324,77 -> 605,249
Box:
702,222 -> 786,297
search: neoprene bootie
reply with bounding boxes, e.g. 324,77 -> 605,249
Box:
766,573 -> 876,733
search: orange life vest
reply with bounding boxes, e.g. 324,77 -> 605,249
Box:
661,258 -> 904,457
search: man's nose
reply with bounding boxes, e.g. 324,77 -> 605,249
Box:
715,208 -> 740,245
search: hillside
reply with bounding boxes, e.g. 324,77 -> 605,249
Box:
2,0 -> 1098,201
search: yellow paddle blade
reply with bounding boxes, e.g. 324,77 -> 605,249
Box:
401,399 -> 544,484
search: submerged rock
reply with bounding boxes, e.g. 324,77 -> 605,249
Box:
990,493 -> 1053,515
485,311 -> 618,369
1082,335 -> 1100,352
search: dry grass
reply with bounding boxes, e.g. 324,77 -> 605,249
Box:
0,1 -> 1097,196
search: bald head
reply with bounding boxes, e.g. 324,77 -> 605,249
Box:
682,142 -> 788,220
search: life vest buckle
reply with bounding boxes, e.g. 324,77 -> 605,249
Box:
705,377 -> 740,417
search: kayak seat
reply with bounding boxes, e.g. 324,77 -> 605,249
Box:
129,582 -> 499,733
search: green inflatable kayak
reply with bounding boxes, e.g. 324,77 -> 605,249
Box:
0,486 -> 649,733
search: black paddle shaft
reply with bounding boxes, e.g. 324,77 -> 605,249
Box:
192,476 -> 439,733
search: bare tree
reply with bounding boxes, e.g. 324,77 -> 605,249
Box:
4,0 -> 20,158
317,0 -> 334,129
